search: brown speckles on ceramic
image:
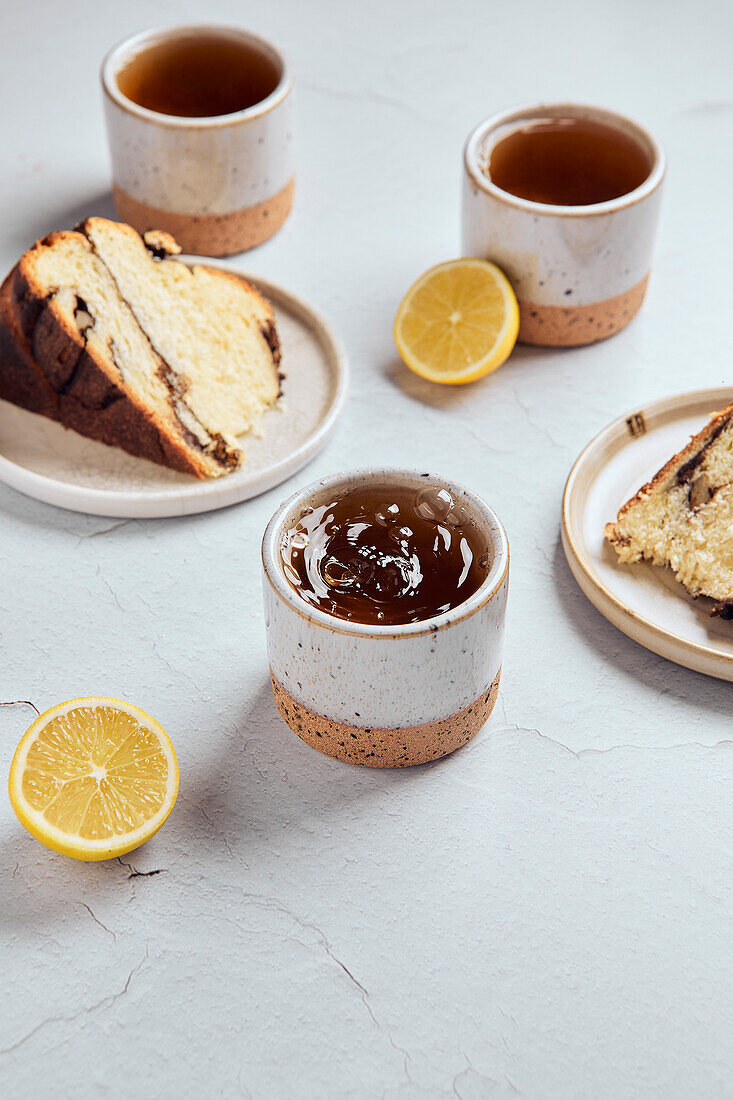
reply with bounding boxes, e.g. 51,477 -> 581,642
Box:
271,670 -> 501,766
261,468 -> 509,767
113,179 -> 294,256
518,274 -> 649,346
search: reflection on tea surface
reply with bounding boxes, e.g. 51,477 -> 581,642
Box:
281,485 -> 490,625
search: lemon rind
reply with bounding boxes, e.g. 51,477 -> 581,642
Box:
394,258 -> 519,385
8,696 -> 179,862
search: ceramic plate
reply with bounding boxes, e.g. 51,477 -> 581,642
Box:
0,269 -> 348,517
562,386 -> 733,681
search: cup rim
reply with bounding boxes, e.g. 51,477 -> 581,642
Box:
464,101 -> 666,217
261,466 -> 510,639
101,23 -> 292,129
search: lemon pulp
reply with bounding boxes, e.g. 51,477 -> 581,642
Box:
394,258 -> 519,384
8,698 -> 178,861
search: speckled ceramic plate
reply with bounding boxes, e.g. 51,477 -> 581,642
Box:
562,386 -> 733,681
0,268 -> 348,517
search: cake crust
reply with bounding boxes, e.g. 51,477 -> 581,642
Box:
606,402 -> 733,535
1,251 -> 217,478
0,219 -> 282,479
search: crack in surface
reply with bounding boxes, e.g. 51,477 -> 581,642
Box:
150,645 -> 210,704
452,1051 -> 515,1098
115,857 -> 165,880
495,723 -> 731,759
0,700 -> 39,715
95,566 -> 125,612
221,715 -> 267,782
79,902 -> 117,943
237,891 -> 414,1087
301,78 -> 437,125
152,642 -> 177,675
319,941 -> 372,1008
462,423 -> 506,457
512,390 -> 572,454
75,520 -> 133,544
0,947 -> 148,1055
199,805 -> 234,859
247,748 -> 266,783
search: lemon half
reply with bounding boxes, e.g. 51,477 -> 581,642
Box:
8,697 -> 179,862
394,258 -> 519,384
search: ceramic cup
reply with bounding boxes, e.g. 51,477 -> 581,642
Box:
462,102 -> 665,346
261,468 -> 509,767
101,25 -> 294,256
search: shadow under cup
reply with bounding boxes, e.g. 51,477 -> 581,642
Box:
261,468 -> 509,767
101,25 -> 295,257
462,102 -> 666,347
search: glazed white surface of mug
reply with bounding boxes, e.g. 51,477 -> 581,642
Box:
101,25 -> 294,256
462,102 -> 665,346
261,468 -> 509,767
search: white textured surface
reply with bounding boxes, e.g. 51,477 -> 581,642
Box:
0,1 -> 732,1098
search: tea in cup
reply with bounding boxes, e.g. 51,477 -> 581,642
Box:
261,468 -> 509,767
462,102 -> 665,346
102,25 -> 295,256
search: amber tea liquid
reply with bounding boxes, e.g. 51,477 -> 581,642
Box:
280,485 -> 490,626
488,116 -> 651,206
116,33 -> 281,118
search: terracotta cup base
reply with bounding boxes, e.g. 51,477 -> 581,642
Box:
518,274 -> 649,347
112,179 -> 294,257
270,670 -> 501,767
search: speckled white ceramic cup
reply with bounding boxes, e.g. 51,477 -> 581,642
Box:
462,102 -> 665,346
261,468 -> 509,767
101,25 -> 294,256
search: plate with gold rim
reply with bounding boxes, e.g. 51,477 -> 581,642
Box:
0,269 -> 348,518
562,385 -> 733,681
